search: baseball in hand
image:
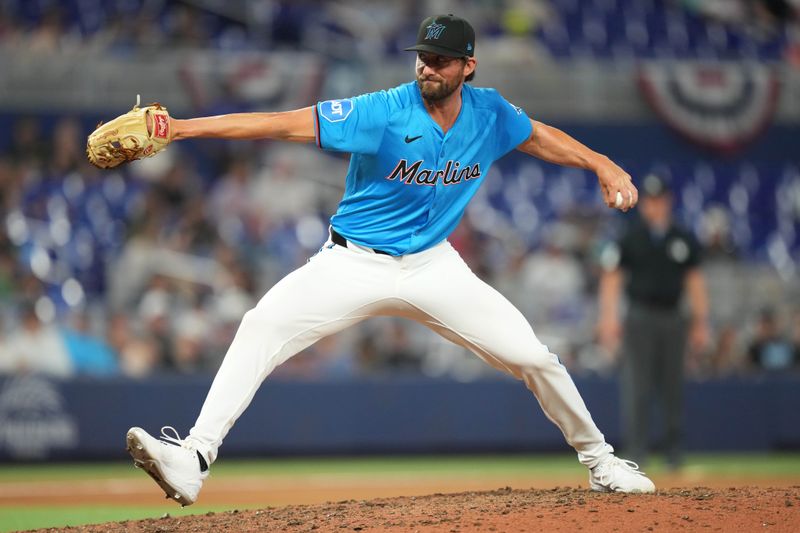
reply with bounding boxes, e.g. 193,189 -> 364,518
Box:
615,191 -> 624,208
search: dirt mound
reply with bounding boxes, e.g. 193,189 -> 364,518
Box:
31,486 -> 800,532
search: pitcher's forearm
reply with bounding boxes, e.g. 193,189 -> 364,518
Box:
171,107 -> 316,143
518,121 -> 609,172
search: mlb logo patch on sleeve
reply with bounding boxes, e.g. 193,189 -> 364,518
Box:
319,99 -> 354,123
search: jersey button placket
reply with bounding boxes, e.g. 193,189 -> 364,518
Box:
414,133 -> 442,246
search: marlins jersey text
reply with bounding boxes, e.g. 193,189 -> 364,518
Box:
314,82 -> 531,255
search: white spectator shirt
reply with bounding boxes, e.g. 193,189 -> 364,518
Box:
2,326 -> 73,378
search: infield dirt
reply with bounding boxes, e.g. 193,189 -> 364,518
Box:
27,486 -> 800,532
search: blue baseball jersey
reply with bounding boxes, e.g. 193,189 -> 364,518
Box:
314,81 -> 532,255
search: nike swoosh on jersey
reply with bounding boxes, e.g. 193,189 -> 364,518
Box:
404,135 -> 423,143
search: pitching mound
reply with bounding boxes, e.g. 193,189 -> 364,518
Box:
34,486 -> 799,532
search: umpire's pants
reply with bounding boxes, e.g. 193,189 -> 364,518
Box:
622,302 -> 688,466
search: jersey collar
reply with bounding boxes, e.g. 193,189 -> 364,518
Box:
412,81 -> 468,136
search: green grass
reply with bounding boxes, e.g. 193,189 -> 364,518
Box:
2,452 -> 799,482
646,452 -> 800,476
0,454 -> 584,483
1,453 -> 798,532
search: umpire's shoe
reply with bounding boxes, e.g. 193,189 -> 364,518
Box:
126,426 -> 209,506
589,455 -> 655,493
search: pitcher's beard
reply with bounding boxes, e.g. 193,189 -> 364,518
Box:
417,76 -> 461,101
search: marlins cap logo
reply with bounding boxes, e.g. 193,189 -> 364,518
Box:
425,22 -> 446,40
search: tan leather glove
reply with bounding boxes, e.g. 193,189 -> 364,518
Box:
86,97 -> 171,169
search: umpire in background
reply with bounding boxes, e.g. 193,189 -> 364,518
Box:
597,174 -> 710,470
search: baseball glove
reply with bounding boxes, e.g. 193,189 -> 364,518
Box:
86,97 -> 172,169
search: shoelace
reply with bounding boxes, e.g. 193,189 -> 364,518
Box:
615,458 -> 646,475
159,426 -> 209,473
159,426 -> 192,450
594,457 -> 647,480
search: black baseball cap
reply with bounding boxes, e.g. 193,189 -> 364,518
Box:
404,14 -> 475,58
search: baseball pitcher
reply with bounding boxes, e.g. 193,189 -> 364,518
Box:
88,14 -> 654,505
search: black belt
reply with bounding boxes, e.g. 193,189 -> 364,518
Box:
629,299 -> 679,312
330,228 -> 391,255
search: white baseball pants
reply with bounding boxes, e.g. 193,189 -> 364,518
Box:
188,236 -> 612,467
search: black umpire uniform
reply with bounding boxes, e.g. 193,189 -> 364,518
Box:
599,174 -> 707,469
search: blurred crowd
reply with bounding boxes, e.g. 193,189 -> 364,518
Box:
0,0 -> 544,57
0,0 -> 798,381
0,114 -> 798,382
0,0 -> 797,62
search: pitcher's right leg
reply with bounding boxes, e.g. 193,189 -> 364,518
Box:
188,245 -> 399,463
127,243 -> 403,505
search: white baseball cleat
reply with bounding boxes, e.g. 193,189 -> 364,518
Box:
126,426 -> 209,506
589,455 -> 655,493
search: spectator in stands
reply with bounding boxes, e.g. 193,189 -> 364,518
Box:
0,302 -> 73,377
517,222 -> 586,329
49,117 -> 84,175
0,5 -> 21,45
247,147 -> 324,240
0,230 -> 17,305
707,324 -> 744,377
60,309 -> 119,377
119,336 -> 163,378
172,196 -> 220,254
91,9 -> 166,53
209,157 -> 257,245
679,0 -> 795,35
28,6 -> 71,53
379,320 -> 424,374
172,293 -> 213,374
311,334 -> 359,378
9,117 -> 46,170
160,162 -> 201,207
107,313 -> 133,362
699,205 -> 738,263
696,204 -> 743,378
679,0 -> 749,25
166,5 -> 209,48
108,313 -> 160,378
202,248 -> 257,367
108,206 -> 164,311
0,157 -> 16,211
756,0 -> 797,28
138,275 -> 176,372
597,174 -> 710,470
747,307 -> 797,372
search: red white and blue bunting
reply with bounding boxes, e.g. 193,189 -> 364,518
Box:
638,62 -> 780,154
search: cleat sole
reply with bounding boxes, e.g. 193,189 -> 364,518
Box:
126,429 -> 193,507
